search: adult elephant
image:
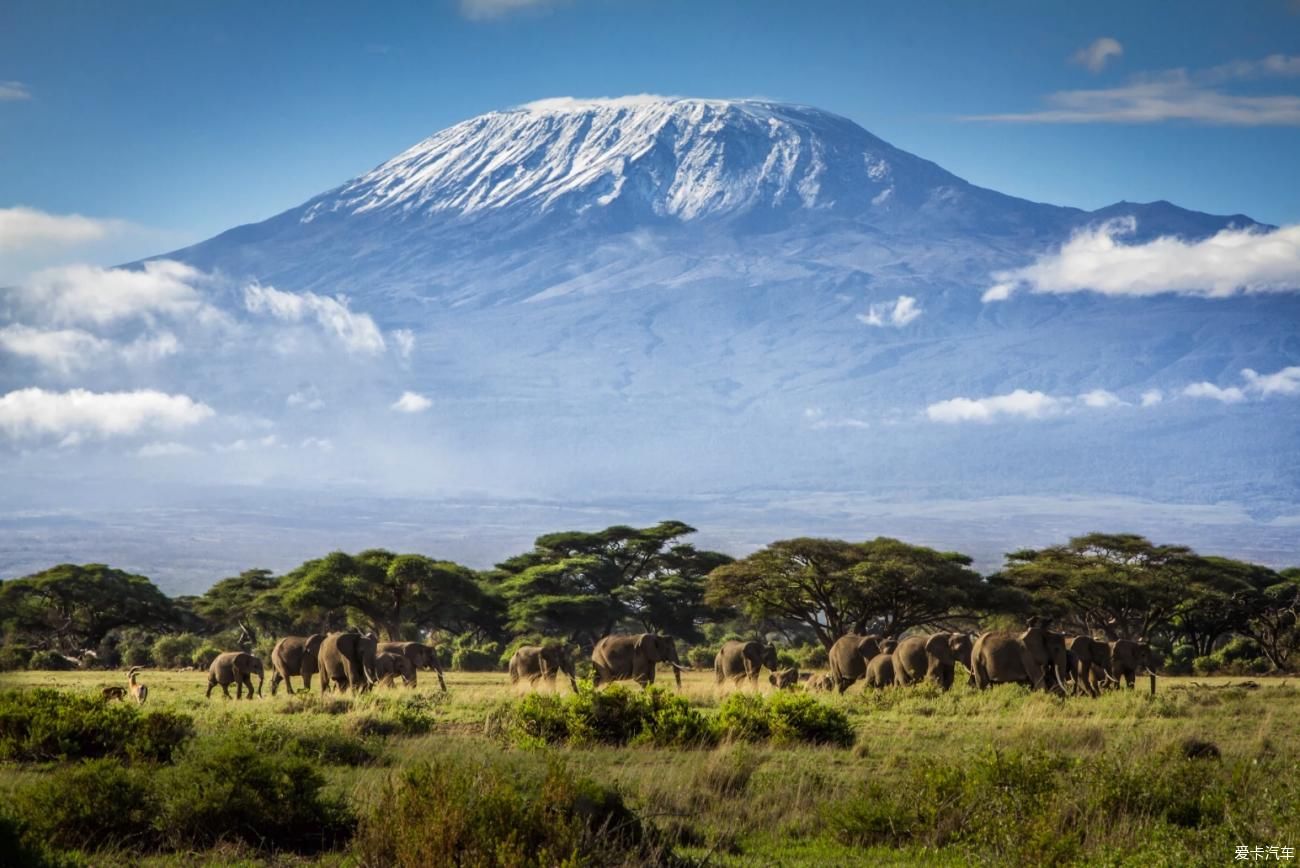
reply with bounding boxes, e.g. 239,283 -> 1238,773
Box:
269,634 -> 325,696
206,651 -> 264,699
318,631 -> 379,694
893,633 -> 958,690
714,640 -> 779,688
866,652 -> 895,688
827,634 -> 885,693
949,633 -> 975,682
376,641 -> 447,691
971,627 -> 1068,692
509,643 -> 578,692
1066,636 -> 1113,697
374,651 -> 417,687
591,633 -> 688,689
1109,639 -> 1158,695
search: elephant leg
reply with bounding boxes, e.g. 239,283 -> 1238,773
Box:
221,682 -> 232,699
206,679 -> 215,699
236,678 -> 244,699
270,670 -> 283,696
245,675 -> 256,699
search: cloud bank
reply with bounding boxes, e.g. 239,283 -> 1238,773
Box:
985,219 -> 1300,301
0,81 -> 31,101
244,284 -> 387,355
926,389 -> 1065,423
967,55 -> 1300,125
0,388 -> 214,441
15,260 -> 212,325
460,0 -> 560,20
0,207 -> 130,251
391,392 -> 432,413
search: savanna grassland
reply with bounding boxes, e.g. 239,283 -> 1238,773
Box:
1,668 -> 1298,867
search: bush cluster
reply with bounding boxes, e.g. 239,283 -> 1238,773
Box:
353,756 -> 670,867
4,732 -> 354,857
716,692 -> 855,747
0,689 -> 192,762
489,685 -> 717,748
1192,637 -> 1272,677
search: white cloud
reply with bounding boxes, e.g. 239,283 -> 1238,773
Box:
286,388 -> 325,411
1072,37 -> 1123,74
984,219 -> 1300,301
300,437 -> 334,452
966,59 -> 1300,125
244,283 -> 386,355
460,0 -> 560,20
137,441 -> 198,458
1079,389 -> 1125,408
0,206 -> 130,251
1243,365 -> 1300,397
16,260 -> 211,325
0,324 -> 181,372
392,328 -> 415,360
857,295 -> 922,328
0,388 -> 214,441
1140,389 -> 1164,407
0,81 -> 31,101
214,434 -> 280,453
926,389 -> 1064,423
0,325 -> 111,374
1183,382 -> 1247,404
803,407 -> 870,430
391,391 -> 432,413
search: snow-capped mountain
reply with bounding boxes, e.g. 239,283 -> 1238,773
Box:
5,97 -> 1296,589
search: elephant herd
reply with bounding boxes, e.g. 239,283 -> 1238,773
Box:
205,631 -> 449,699
812,627 -> 1158,696
201,626 -> 1158,701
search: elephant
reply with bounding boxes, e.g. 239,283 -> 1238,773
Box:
1109,639 -> 1158,695
866,652 -> 895,688
714,640 -> 779,688
374,651 -> 417,687
827,633 -> 885,693
949,633 -> 974,677
318,631 -> 379,694
509,643 -> 578,692
768,667 -> 799,689
206,651 -> 264,699
880,638 -> 898,654
1065,636 -> 1113,697
376,641 -> 447,691
804,673 -> 836,692
591,633 -> 689,689
269,634 -> 325,696
893,633 -> 958,689
971,627 -> 1069,692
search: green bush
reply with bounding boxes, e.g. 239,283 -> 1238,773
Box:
450,642 -> 502,672
121,643 -> 153,668
1192,636 -> 1271,676
788,642 -> 829,670
716,693 -> 770,741
27,650 -> 75,671
151,633 -> 202,668
0,644 -> 33,671
190,642 -> 222,669
765,692 -> 854,747
153,733 -> 354,853
9,758 -> 155,852
686,645 -> 716,669
0,689 -> 192,762
224,716 -> 381,767
489,685 -> 717,748
353,756 -> 664,867
0,811 -> 61,868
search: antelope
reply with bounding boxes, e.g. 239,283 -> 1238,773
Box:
127,666 -> 148,704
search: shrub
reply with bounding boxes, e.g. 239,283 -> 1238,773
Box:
153,733 -> 354,853
190,642 -> 222,669
788,643 -> 829,670
9,758 -> 154,852
489,686 -> 716,748
694,744 -> 764,797
0,644 -> 33,672
353,757 -> 664,867
225,716 -> 380,767
716,693 -> 770,742
686,646 -> 716,669
0,689 -> 192,762
765,692 -> 854,747
151,633 -> 202,668
0,812 -> 60,868
27,650 -> 75,671
450,642 -> 502,672
121,643 -> 153,668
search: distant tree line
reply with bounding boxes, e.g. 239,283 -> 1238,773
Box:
1,523 -> 1296,676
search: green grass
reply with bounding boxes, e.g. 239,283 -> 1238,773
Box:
1,668 -> 1297,865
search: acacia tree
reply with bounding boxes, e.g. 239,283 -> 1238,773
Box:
277,550 -> 493,640
0,564 -> 177,652
705,537 -> 986,649
491,521 -> 731,646
1170,557 -> 1274,657
997,533 -> 1199,640
1236,568 -> 1300,669
195,568 -> 289,643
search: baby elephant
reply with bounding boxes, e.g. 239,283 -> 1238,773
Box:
206,651 -> 264,699
101,685 -> 127,701
768,667 -> 800,690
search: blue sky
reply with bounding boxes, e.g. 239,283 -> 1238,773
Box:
2,0 -> 1299,271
